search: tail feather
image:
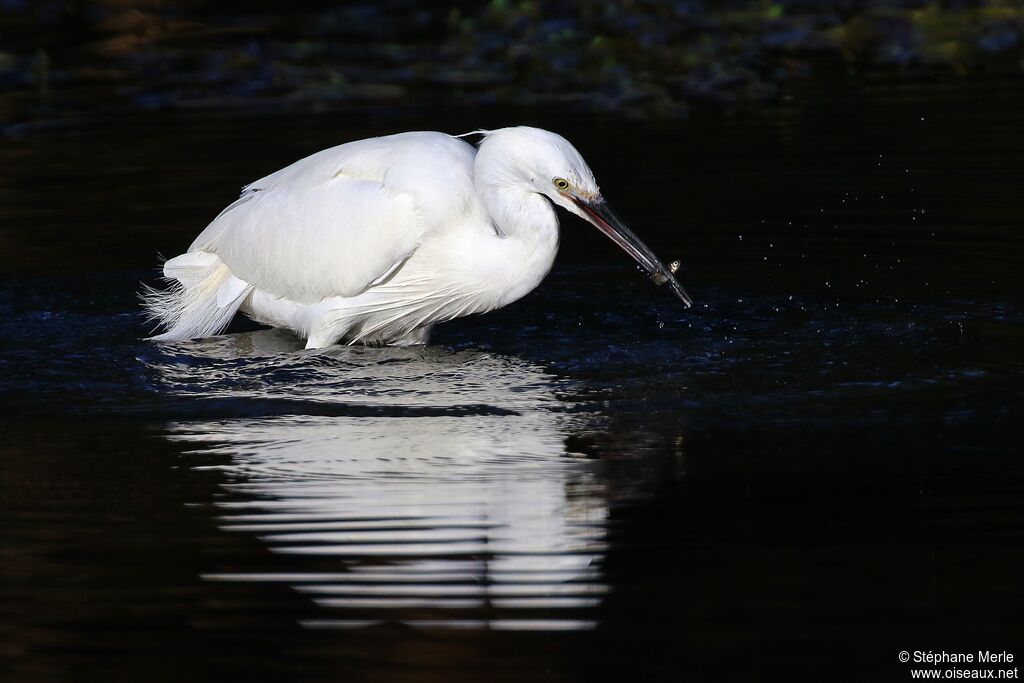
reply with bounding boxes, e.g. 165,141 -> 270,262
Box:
140,252 -> 251,341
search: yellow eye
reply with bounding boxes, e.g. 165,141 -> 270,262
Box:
553,178 -> 570,190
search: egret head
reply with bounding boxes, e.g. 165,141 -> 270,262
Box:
475,126 -> 693,308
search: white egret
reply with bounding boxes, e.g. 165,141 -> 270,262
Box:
143,126 -> 691,348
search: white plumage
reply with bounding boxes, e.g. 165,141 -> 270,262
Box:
143,126 -> 690,348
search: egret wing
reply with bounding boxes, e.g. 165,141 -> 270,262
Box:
186,136 -> 461,304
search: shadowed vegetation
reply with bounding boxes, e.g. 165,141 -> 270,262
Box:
2,0 -> 1023,126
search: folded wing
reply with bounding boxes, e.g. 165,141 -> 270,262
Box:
183,132 -> 477,304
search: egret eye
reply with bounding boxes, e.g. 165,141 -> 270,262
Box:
553,178 -> 570,190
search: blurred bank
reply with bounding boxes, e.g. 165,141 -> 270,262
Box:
2,0 -> 1023,128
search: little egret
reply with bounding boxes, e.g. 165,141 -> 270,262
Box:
143,126 -> 692,348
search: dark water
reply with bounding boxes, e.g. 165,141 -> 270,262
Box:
1,76 -> 1022,682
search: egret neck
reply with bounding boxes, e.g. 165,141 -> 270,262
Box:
472,153 -> 561,309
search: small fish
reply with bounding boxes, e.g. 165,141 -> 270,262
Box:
651,259 -> 681,286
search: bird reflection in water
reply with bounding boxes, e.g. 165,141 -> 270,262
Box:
145,329 -> 609,632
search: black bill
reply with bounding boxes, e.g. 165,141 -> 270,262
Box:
575,198 -> 693,308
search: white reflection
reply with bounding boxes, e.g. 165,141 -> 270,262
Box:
154,329 -> 608,631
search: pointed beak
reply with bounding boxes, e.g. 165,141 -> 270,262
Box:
572,196 -> 693,308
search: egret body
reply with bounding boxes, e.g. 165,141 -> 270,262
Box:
143,126 -> 691,348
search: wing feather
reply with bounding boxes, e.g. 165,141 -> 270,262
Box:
188,132 -> 477,304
